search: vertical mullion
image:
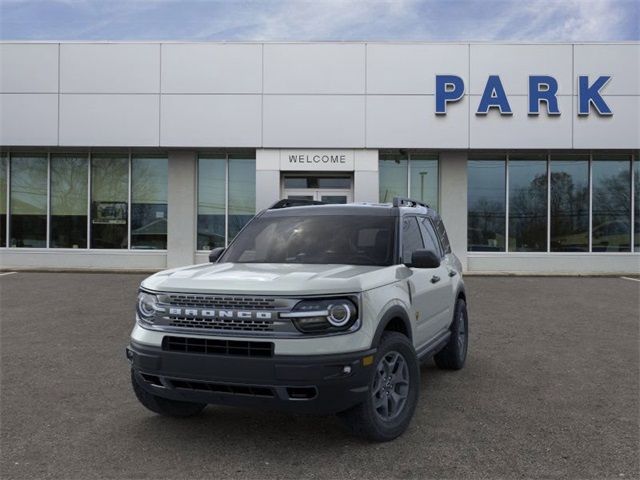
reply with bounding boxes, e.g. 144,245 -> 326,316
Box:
630,153 -> 635,252
127,151 -> 132,250
546,153 -> 551,253
224,154 -> 229,248
46,152 -> 51,248
87,152 -> 92,249
505,154 -> 510,253
406,153 -> 411,197
6,152 -> 11,248
588,152 -> 593,253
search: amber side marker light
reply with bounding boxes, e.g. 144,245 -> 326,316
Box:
362,355 -> 374,366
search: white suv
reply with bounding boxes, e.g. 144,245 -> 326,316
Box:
127,197 -> 468,441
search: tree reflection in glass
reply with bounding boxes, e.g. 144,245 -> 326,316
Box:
10,155 -> 47,248
550,156 -> 589,252
508,157 -> 547,252
91,155 -> 128,249
592,155 -> 631,252
131,157 -> 167,250
50,155 -> 88,248
467,158 -> 506,252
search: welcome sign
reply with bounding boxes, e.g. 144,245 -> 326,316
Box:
280,150 -> 355,171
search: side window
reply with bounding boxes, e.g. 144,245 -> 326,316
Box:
402,217 -> 424,264
419,217 -> 442,257
435,217 -> 452,254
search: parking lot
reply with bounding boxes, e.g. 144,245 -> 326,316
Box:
0,272 -> 638,480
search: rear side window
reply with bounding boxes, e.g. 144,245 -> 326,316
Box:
434,217 -> 452,254
419,217 -> 442,257
401,217 -> 424,264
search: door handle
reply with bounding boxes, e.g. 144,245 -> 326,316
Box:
448,270 -> 457,277
430,275 -> 441,284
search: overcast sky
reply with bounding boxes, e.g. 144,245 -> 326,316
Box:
0,0 -> 638,41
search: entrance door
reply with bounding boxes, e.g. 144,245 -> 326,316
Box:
282,175 -> 353,204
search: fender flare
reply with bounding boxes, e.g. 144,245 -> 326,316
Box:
370,305 -> 413,348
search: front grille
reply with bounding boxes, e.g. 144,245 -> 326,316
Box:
166,294 -> 277,310
168,316 -> 274,332
168,379 -> 275,397
162,336 -> 274,357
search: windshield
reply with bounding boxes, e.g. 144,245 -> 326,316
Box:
221,214 -> 396,266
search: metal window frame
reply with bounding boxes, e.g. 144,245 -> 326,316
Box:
505,154 -> 510,253
87,152 -> 92,249
632,151 -> 636,252
46,152 -> 51,248
588,152 -> 593,252
5,151 -> 10,248
127,150 -> 132,250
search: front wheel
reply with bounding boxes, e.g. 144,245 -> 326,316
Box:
434,298 -> 468,370
131,370 -> 206,417
338,332 -> 420,442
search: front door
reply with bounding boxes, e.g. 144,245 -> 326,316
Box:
282,175 -> 353,204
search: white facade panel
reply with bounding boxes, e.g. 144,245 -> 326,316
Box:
0,94 -> 58,145
161,44 -> 262,93
470,44 -> 574,95
59,94 -> 159,146
161,94 -> 261,147
574,44 -> 640,95
0,44 -> 58,93
469,95 -> 573,149
573,96 -> 640,149
366,43 -> 468,94
263,44 -> 365,94
366,95 -> 469,148
263,95 -> 365,148
60,43 -> 160,93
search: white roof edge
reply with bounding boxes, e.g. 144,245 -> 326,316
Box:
0,40 -> 639,45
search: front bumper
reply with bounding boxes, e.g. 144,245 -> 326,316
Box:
127,340 -> 376,415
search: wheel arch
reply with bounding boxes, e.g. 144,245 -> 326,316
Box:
371,306 -> 413,348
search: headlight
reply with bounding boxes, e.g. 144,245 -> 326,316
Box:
282,298 -> 359,334
137,291 -> 158,324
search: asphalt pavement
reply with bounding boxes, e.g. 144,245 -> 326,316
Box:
1,273 -> 638,480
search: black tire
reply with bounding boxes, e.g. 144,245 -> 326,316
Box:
434,298 -> 468,370
131,370 -> 206,417
338,332 -> 420,442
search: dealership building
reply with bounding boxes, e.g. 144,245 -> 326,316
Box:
0,41 -> 638,273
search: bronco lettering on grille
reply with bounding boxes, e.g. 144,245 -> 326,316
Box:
167,308 -> 274,320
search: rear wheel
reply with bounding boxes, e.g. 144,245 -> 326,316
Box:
434,298 -> 468,370
338,332 -> 420,442
131,370 -> 206,417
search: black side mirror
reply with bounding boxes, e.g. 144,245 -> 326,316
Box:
407,249 -> 440,269
208,247 -> 225,263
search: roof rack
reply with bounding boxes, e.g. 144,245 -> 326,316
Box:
392,197 -> 429,209
269,198 -> 326,209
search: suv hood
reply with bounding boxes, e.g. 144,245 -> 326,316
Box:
142,262 -> 399,295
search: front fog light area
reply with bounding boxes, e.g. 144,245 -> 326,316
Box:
136,291 -> 158,324
285,298 -> 358,334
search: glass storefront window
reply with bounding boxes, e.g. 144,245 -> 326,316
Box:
550,155 -> 589,252
379,153 -> 408,203
0,155 -> 6,247
228,154 -> 256,241
197,156 -> 226,250
468,157 -> 506,252
50,155 -> 88,248
10,155 -> 47,248
410,154 -> 438,210
91,155 -> 128,249
508,155 -> 547,252
592,154 -> 631,252
131,156 -> 168,250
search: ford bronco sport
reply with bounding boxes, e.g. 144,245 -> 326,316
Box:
127,197 -> 468,441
